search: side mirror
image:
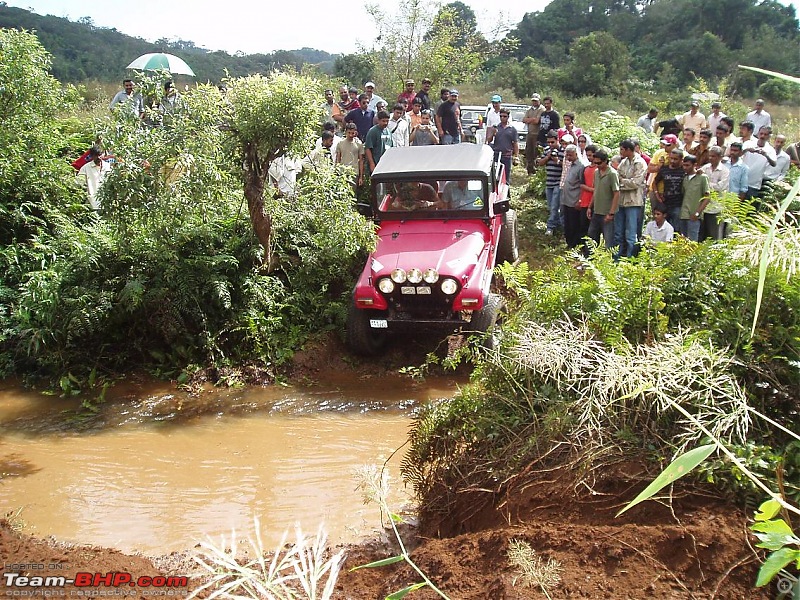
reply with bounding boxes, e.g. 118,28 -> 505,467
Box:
355,202 -> 373,218
493,199 -> 510,215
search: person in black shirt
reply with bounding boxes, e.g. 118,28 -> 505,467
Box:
415,78 -> 432,111
652,149 -> 686,229
537,96 -> 561,148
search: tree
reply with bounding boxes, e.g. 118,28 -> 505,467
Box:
365,0 -> 485,91
560,31 -> 630,96
225,72 -> 322,266
0,29 -> 79,244
334,52 -> 376,88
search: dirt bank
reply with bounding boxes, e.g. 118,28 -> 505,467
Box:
2,464 -> 770,600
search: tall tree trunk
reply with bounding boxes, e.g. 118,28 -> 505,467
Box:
243,152 -> 273,269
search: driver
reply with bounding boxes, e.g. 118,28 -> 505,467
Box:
443,180 -> 483,209
392,181 -> 443,210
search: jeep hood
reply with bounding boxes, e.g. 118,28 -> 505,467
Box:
369,219 -> 489,279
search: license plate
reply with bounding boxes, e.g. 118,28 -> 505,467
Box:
400,286 -> 416,295
369,319 -> 388,328
416,286 -> 431,294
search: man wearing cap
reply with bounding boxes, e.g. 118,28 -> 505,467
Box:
647,134 -> 680,214
678,101 -> 708,133
415,78 -> 433,111
436,89 -> 463,145
363,82 -> 385,112
746,99 -> 771,133
653,148 -> 687,230
398,80 -> 416,106
523,94 -> 545,174
485,95 -> 503,129
707,102 -> 726,133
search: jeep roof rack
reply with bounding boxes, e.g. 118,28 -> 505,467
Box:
370,144 -> 495,181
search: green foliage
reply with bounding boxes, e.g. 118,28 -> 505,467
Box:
559,32 -> 630,97
758,79 -> 798,104
363,0 -> 485,90
588,111 -> 661,155
0,43 -> 375,383
751,498 -> 800,587
617,444 -> 716,516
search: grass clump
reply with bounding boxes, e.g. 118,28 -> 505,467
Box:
190,519 -> 344,600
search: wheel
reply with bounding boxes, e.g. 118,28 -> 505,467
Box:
496,209 -> 519,264
346,301 -> 388,355
469,293 -> 507,351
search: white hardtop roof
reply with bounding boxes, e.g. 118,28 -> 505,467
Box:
370,144 -> 495,181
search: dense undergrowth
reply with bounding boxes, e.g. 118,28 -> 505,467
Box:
403,179 -> 800,522
0,30 -> 375,389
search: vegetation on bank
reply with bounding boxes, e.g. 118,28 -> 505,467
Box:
0,29 -> 375,389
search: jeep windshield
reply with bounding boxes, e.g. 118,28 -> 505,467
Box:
370,145 -> 497,219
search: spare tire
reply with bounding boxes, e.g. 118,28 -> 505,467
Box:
497,209 -> 519,264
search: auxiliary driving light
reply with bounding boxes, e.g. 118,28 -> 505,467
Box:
423,268 -> 439,284
390,268 -> 407,283
378,278 -> 395,294
407,268 -> 423,284
440,278 -> 458,295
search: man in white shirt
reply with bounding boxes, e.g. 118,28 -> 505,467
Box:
746,99 -> 772,134
75,148 -> 112,210
741,123 -> 777,198
485,94 -> 502,129
707,101 -> 726,133
764,134 -> 790,182
388,104 -> 410,147
699,146 -> 730,239
637,108 -> 659,133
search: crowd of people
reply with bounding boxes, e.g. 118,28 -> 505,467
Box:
86,77 -> 798,239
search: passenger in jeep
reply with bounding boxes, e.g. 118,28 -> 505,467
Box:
391,181 -> 442,210
443,180 -> 483,209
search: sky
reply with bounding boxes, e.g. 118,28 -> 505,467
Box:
4,0 -> 561,55
6,0 -> 799,57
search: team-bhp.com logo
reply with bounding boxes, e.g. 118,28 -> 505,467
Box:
3,569 -> 189,597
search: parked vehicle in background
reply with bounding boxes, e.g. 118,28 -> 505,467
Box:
504,104 -> 529,151
459,105 -> 487,143
346,144 -> 519,355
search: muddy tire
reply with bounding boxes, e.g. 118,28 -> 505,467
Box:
496,209 -> 519,264
346,302 -> 388,355
469,293 -> 507,351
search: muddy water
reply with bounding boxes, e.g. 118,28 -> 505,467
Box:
0,375 -> 462,555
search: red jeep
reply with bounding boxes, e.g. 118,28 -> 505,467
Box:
346,144 -> 518,354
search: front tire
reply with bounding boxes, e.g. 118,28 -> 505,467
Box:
346,302 -> 388,355
469,293 -> 507,351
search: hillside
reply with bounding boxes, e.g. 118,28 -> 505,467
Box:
0,4 -> 336,82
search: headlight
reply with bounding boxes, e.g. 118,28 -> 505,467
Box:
407,268 -> 423,284
423,268 -> 439,284
378,278 -> 395,294
391,268 -> 407,283
440,278 -> 458,295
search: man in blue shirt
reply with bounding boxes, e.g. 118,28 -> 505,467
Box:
727,142 -> 749,200
344,94 -> 375,141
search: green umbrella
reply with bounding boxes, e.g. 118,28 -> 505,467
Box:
126,53 -> 195,76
